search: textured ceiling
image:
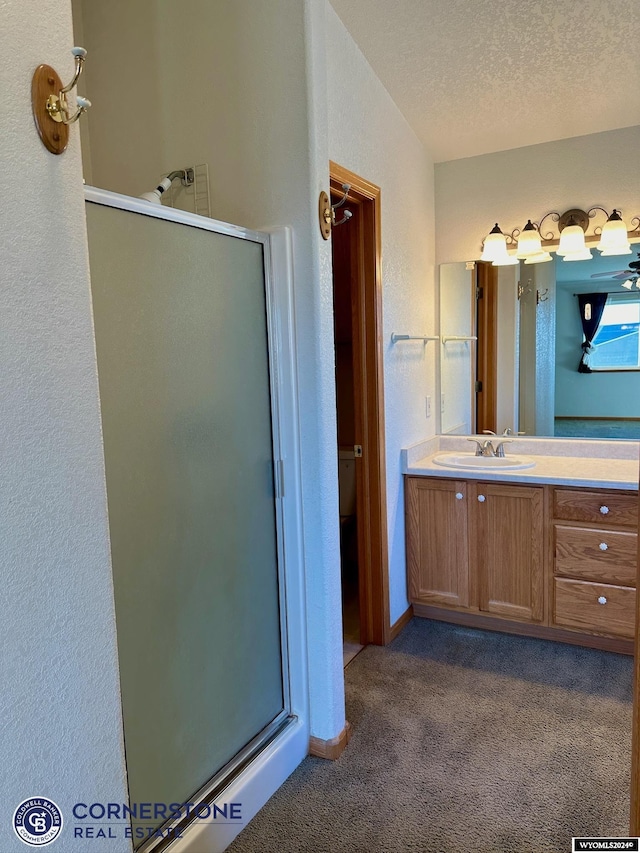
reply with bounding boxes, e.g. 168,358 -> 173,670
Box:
328,0 -> 640,162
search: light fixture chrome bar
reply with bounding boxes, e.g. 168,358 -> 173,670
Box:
391,333 -> 440,343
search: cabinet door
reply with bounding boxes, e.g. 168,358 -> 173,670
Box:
473,482 -> 544,622
406,477 -> 470,608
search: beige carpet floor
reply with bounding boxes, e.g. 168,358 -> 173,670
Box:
228,618 -> 633,853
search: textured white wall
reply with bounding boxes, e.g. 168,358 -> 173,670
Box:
0,1 -> 129,851
324,3 -> 436,623
435,126 -> 640,264
78,0 -> 346,742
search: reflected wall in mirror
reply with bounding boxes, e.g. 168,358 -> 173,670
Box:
440,246 -> 640,439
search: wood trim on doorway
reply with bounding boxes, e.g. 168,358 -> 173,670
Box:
475,261 -> 498,434
330,161 -> 390,646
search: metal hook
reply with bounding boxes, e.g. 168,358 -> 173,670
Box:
334,209 -> 353,227
318,185 -> 354,239
518,279 -> 533,300
332,184 -> 350,211
32,47 -> 91,154
46,47 -> 91,125
331,183 -> 352,228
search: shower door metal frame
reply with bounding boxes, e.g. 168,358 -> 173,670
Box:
84,186 -> 308,851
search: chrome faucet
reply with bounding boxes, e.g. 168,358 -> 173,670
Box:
468,438 -> 496,457
492,440 -> 513,457
468,437 -> 513,457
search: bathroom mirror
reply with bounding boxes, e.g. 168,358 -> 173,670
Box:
439,244 -> 640,439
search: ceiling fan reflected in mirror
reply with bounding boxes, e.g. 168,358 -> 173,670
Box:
591,252 -> 640,289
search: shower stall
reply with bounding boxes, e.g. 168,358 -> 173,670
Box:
84,187 -> 306,852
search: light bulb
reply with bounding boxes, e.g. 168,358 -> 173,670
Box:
558,223 -> 587,256
516,220 -> 542,259
562,248 -> 593,262
596,209 -> 631,255
480,224 -> 508,262
523,251 -> 553,265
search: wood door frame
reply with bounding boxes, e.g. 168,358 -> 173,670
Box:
475,261 -> 498,434
330,161 -> 390,645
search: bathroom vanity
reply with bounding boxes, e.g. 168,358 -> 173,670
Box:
403,438 -> 640,654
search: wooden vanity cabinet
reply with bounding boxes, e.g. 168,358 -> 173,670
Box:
551,487 -> 638,640
406,477 -> 470,608
406,476 -> 639,651
471,482 -> 544,623
406,477 -> 544,623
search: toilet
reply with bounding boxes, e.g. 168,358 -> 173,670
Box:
338,448 -> 356,518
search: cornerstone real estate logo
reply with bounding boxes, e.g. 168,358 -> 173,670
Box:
13,798 -> 63,846
12,798 -> 243,845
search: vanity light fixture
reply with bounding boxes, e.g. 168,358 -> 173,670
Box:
517,220 -> 553,264
516,220 -> 542,257
557,211 -> 592,260
480,207 -> 640,267
523,252 -> 553,265
596,209 -> 632,256
479,224 -> 518,265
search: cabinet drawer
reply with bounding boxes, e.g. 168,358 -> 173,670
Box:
555,525 -> 637,585
553,489 -> 638,527
554,578 -> 636,639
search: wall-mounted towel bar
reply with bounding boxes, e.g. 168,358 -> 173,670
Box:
391,334 -> 440,344
442,335 -> 477,344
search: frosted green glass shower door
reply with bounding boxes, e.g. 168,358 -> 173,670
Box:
85,200 -> 286,829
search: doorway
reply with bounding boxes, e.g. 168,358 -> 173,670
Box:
329,163 -> 390,663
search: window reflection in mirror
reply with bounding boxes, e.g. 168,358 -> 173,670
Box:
439,244 -> 640,440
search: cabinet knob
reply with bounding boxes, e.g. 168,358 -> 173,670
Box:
455,492 -> 463,500
598,596 -> 607,605
477,494 -> 486,503
599,542 -> 608,551
599,505 -> 609,515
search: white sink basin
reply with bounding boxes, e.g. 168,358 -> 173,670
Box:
432,453 -> 536,471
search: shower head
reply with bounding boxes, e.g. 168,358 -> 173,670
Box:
139,169 -> 195,204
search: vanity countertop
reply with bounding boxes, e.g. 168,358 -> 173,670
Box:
403,436 -> 640,491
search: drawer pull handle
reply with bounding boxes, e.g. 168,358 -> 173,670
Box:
600,505 -> 609,515
598,596 -> 607,605
477,494 -> 486,503
455,492 -> 463,500
599,542 -> 608,551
